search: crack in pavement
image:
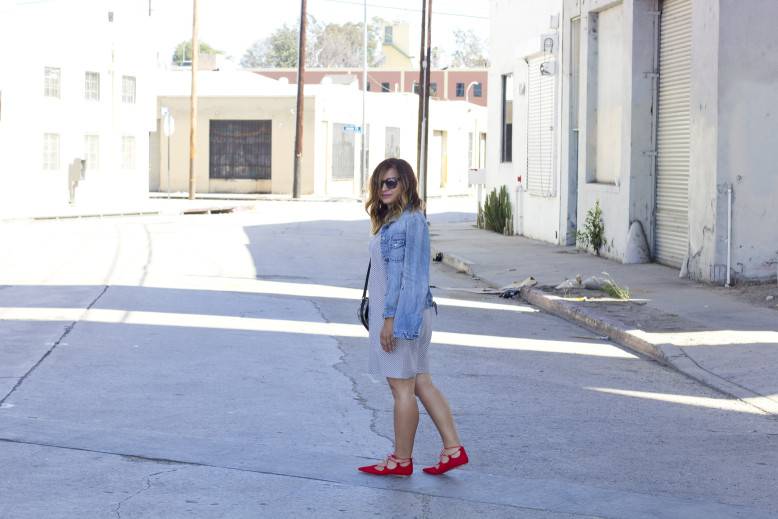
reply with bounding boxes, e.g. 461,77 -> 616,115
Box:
0,285 -> 110,404
114,465 -> 187,518
311,299 -> 394,447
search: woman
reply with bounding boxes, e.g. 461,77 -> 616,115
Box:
358,157 -> 468,477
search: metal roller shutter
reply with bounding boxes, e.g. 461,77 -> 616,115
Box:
655,0 -> 692,267
527,54 -> 556,197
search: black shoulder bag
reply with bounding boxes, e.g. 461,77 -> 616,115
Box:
358,261 -> 370,330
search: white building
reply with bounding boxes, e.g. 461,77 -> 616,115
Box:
0,1 -> 157,211
153,70 -> 487,198
488,0 -> 778,284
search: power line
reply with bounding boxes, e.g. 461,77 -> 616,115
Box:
321,0 -> 489,20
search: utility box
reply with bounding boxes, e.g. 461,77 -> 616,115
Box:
68,158 -> 86,204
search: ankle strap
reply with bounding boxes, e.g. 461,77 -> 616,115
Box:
389,453 -> 412,461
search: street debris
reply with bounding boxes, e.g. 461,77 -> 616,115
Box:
500,277 -> 537,298
570,335 -> 610,341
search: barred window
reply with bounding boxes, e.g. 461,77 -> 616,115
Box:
84,134 -> 99,171
43,133 -> 60,170
85,72 -> 100,101
121,76 -> 136,103
44,67 -> 61,98
121,135 -> 135,170
456,82 -> 465,97
474,83 -> 482,97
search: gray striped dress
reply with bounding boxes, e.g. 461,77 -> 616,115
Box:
367,233 -> 432,379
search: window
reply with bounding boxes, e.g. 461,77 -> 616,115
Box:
474,83 -> 482,97
366,82 -> 371,91
209,120 -> 271,179
85,72 -> 100,101
384,26 -> 393,44
413,82 -> 419,94
43,133 -> 60,170
589,5 -> 623,184
121,136 -> 135,170
121,76 -> 136,103
456,82 -> 465,97
84,134 -> 99,171
501,74 -> 513,162
332,123 -> 355,180
44,67 -> 61,98
381,82 -> 390,92
385,127 -> 400,158
430,83 -> 437,96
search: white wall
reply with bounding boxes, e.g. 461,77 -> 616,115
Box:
688,0 -> 778,283
488,0 -> 565,242
0,1 -> 157,211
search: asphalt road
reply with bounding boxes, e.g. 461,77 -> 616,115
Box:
1,199 -> 776,518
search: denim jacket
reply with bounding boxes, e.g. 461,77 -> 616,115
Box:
378,206 -> 435,339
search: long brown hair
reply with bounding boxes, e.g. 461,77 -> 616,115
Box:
365,158 -> 424,235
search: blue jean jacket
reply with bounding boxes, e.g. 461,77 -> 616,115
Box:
379,207 -> 435,339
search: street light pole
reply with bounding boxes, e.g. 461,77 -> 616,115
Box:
466,81 -> 479,103
361,0 -> 367,193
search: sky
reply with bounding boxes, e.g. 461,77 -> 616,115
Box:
149,0 -> 491,65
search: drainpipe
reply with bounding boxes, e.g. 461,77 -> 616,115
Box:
725,184 -> 732,287
515,176 -> 523,236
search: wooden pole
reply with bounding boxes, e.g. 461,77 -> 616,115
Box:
293,0 -> 307,199
188,0 -> 198,200
416,0 -> 431,215
416,0 -> 427,193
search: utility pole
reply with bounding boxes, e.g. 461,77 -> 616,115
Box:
188,0 -> 198,200
416,0 -> 432,214
293,0 -> 307,199
361,0 -> 368,193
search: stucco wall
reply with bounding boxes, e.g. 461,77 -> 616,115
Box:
708,0 -> 778,282
156,95 -> 312,195
488,0 -> 565,242
0,3 -> 155,210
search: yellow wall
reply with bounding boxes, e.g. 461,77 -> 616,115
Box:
156,95 -> 315,195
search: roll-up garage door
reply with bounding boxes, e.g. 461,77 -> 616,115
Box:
527,54 -> 555,197
655,0 -> 692,268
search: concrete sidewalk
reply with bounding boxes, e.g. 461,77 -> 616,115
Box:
429,219 -> 778,416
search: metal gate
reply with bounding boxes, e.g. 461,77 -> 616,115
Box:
332,122 -> 355,180
209,120 -> 271,180
655,0 -> 692,267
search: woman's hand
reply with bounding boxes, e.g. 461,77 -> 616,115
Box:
380,317 -> 396,353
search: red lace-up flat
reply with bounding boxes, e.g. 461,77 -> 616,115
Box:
358,453 -> 413,476
422,446 -> 468,475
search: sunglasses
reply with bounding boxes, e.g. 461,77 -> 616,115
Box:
380,177 -> 399,189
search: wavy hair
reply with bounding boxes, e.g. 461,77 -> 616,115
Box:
365,157 -> 424,235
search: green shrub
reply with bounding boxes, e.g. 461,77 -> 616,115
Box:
571,199 -> 606,255
483,186 -> 512,235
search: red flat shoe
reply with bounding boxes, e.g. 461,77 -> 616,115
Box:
358,453 -> 413,476
422,446 -> 468,475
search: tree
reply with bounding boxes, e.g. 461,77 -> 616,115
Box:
450,29 -> 488,68
241,22 -> 299,68
240,16 -> 382,69
172,41 -> 223,65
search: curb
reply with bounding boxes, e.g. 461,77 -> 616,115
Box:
432,249 -> 778,416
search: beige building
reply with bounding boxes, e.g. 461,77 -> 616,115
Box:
153,70 -> 487,198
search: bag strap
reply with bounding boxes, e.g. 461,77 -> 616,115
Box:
362,261 -> 371,297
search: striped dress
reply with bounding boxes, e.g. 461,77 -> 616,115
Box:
367,233 -> 432,379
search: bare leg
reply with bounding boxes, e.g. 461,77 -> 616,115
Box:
414,373 -> 461,448
386,377 -> 419,459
